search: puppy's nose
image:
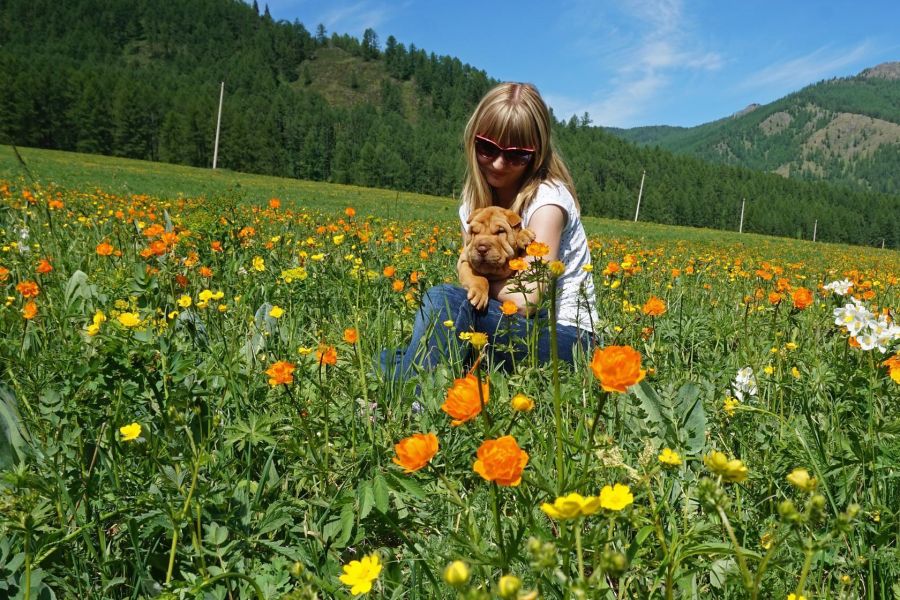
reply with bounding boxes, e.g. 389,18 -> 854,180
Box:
476,243 -> 490,254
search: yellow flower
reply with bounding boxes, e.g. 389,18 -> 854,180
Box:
760,531 -> 774,550
498,574 -> 521,599
443,561 -> 470,587
93,310 -> 107,326
548,260 -> 565,277
86,323 -> 101,336
540,492 -> 601,520
787,594 -> 807,600
658,447 -> 683,466
599,483 -> 634,511
338,553 -> 382,595
217,304 -> 228,313
311,253 -> 325,261
790,367 -> 801,379
269,305 -> 284,319
785,342 -> 798,351
582,264 -> 593,272
332,234 -> 345,245
443,319 -> 455,328
704,451 -> 748,483
177,295 -> 192,308
610,279 -> 621,290
117,312 -> 141,328
119,422 -> 141,441
510,393 -> 535,412
723,396 -> 740,417
466,331 -> 488,349
763,365 -> 775,375
786,468 -> 818,492
198,289 -> 214,302
297,346 -> 314,355
252,256 -> 265,272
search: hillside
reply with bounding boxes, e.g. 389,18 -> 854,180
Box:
0,0 -> 897,247
608,63 -> 900,195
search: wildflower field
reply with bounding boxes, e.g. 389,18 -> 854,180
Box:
1,149 -> 899,599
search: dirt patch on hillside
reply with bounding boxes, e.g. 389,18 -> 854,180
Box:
759,111 -> 793,136
803,112 -> 900,161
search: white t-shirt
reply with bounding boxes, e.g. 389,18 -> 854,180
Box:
459,182 -> 598,332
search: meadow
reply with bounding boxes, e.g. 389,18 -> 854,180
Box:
0,146 -> 898,599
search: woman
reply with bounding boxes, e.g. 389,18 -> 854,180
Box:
384,82 -> 597,380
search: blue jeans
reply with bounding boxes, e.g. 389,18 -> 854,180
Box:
381,283 -> 593,381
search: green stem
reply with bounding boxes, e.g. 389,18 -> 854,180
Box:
716,505 -> 752,592
549,277 -> 564,494
575,521 -> 585,581
794,547 -> 814,598
166,457 -> 201,584
491,483 -> 506,568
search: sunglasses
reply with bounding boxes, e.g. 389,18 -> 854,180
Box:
474,135 -> 535,167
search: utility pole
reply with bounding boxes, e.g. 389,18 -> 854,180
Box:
212,81 -> 225,169
739,198 -> 745,233
634,170 -> 645,222
812,219 -> 817,242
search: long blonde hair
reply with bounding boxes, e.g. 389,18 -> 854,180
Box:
461,82 -> 579,217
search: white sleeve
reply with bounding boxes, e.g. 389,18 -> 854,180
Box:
524,183 -> 575,230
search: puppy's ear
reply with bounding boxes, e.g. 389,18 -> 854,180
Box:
502,209 -> 522,229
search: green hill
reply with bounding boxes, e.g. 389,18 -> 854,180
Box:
0,0 -> 897,247
608,63 -> 900,195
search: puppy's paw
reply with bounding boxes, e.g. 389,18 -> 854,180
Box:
516,227 -> 536,249
466,280 -> 490,310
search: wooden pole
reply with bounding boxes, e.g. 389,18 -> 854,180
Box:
212,81 -> 225,169
634,170 -> 645,222
739,198 -> 745,233
812,219 -> 817,242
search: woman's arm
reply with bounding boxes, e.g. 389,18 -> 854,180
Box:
492,204 -> 566,315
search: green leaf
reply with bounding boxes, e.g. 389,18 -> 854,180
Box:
337,502 -> 354,548
358,481 -> 374,519
675,382 -> 706,454
626,525 -> 655,562
0,385 -> 28,469
63,270 -> 93,313
373,473 -> 390,513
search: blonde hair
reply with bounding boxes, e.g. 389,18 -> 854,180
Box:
461,82 -> 579,217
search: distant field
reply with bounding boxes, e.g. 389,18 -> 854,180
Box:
2,144 -> 897,270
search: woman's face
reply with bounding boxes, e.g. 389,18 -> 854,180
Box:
474,134 -> 534,198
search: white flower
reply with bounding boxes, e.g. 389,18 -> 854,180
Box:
833,299 -> 873,337
731,367 -> 758,401
823,279 -> 853,296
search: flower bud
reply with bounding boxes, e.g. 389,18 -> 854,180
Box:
290,561 -> 305,578
498,574 -> 521,598
511,393 -> 535,412
443,561 -> 470,587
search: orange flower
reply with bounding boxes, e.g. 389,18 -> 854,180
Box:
641,296 -> 666,317
36,259 -> 53,274
266,361 -> 295,386
210,241 -> 223,252
392,280 -> 405,292
16,280 -> 39,298
383,266 -> 396,277
590,346 -> 647,393
343,328 -> 359,344
500,300 -> 518,316
316,344 -> 338,366
392,433 -> 439,473
0,266 -> 9,281
883,355 -> 900,384
525,241 -> 550,258
268,198 -> 281,210
22,301 -> 37,320
96,241 -> 114,256
345,207 -> 356,218
441,374 -> 489,426
791,287 -> 814,310
508,258 -> 528,271
199,266 -> 213,278
473,435 -> 529,487
768,291 -> 783,305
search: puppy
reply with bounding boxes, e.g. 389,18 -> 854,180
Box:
458,206 -> 536,310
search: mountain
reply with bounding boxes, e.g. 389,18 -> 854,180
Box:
607,63 -> 900,195
0,0 -> 897,247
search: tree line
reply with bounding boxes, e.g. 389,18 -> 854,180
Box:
0,0 -> 897,247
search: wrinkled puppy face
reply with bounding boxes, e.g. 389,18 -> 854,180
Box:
465,207 -> 523,276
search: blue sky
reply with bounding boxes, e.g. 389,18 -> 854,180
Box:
262,0 -> 900,128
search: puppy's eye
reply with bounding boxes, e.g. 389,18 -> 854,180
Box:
493,227 -> 504,235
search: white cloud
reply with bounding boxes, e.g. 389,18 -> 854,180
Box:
549,0 -> 723,127
739,42 -> 875,92
316,1 -> 389,36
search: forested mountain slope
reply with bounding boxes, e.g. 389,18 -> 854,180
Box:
608,64 -> 900,197
0,0 -> 897,246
